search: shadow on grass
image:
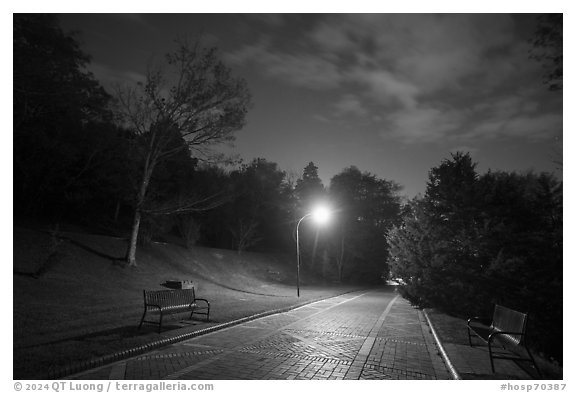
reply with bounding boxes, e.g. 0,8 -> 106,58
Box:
16,318 -> 214,350
65,237 -> 126,263
65,237 -> 293,297
15,326 -> 146,349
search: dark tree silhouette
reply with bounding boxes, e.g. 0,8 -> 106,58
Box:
530,14 -> 563,91
13,14 -> 116,216
388,152 -> 563,361
294,162 -> 326,210
329,166 -> 402,282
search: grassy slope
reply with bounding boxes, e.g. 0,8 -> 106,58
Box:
13,227 -> 361,379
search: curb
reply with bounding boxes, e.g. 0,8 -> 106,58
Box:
423,309 -> 461,380
47,289 -> 362,379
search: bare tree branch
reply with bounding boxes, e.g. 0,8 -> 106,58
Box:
114,37 -> 251,266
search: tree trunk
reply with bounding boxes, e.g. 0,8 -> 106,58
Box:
126,208 -> 141,267
113,200 -> 121,223
126,165 -> 152,267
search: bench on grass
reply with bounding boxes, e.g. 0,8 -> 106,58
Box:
467,304 -> 541,377
138,288 -> 210,333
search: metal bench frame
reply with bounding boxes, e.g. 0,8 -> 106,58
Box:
138,288 -> 210,333
467,304 -> 541,377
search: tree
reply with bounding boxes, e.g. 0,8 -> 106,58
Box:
387,199 -> 439,302
178,164 -> 233,248
13,14 -> 111,130
391,152 -> 486,307
425,152 -> 478,221
329,166 -> 402,282
294,162 -> 325,210
387,153 -> 563,360
292,162 -> 327,271
116,38 -> 251,266
224,158 -> 292,253
529,14 -> 563,169
13,14 -> 114,215
530,14 -> 563,91
228,218 -> 262,255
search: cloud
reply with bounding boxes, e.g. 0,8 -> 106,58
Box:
333,94 -> 368,117
108,14 -> 151,27
310,20 -> 355,53
450,145 -> 480,155
384,106 -> 463,143
229,15 -> 561,145
382,89 -> 561,144
225,40 -> 342,90
246,14 -> 286,27
349,69 -> 419,109
460,90 -> 562,141
465,112 -> 562,141
392,15 -> 517,91
312,114 -> 330,123
88,63 -> 146,91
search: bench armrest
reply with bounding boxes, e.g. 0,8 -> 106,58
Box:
144,303 -> 162,310
467,316 -> 492,327
194,298 -> 210,307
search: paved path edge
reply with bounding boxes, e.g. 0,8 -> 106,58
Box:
423,308 -> 461,380
47,289 -> 365,380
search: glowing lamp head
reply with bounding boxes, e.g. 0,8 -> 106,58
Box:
311,206 -> 331,225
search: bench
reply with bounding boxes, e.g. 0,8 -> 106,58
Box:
138,288 -> 210,333
467,304 -> 541,377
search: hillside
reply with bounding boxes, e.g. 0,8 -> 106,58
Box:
13,226 -> 360,379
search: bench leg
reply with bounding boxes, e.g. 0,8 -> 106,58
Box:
138,309 -> 147,330
488,340 -> 496,373
158,313 -> 163,333
190,307 -> 210,322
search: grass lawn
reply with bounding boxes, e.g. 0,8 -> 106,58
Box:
13,227 -> 364,379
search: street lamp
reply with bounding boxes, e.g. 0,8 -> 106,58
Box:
296,205 -> 331,297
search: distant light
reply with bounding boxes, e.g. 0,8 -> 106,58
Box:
311,206 -> 331,225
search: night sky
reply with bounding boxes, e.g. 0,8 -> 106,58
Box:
58,13 -> 563,198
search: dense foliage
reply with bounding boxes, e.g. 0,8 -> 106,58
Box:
531,14 -> 563,91
14,14 -> 117,218
327,167 -> 402,282
387,153 -> 563,362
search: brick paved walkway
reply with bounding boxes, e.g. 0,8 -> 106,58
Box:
70,288 -> 451,380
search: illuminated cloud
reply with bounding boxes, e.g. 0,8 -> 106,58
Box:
333,94 -> 369,117
225,39 -> 343,90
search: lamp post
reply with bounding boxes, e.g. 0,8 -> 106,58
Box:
296,206 -> 331,297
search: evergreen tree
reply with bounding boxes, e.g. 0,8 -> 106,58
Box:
14,14 -> 117,217
387,153 -> 563,361
328,166 -> 402,282
294,162 -> 325,210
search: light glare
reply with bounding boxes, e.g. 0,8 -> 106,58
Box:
311,206 -> 331,225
